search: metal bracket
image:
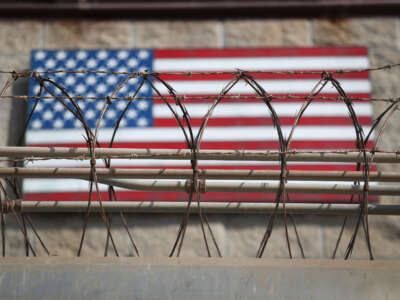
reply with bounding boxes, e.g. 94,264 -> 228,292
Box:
185,179 -> 206,194
1,199 -> 22,214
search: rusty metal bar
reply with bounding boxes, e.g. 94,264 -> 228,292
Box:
0,146 -> 399,163
0,1 -> 399,19
1,167 -> 400,182
94,178 -> 399,195
3,200 -> 400,215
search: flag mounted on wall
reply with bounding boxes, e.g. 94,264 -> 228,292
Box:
25,47 -> 373,203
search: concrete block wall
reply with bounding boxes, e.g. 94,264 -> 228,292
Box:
0,18 -> 399,259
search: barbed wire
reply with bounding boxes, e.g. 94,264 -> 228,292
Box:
0,62 -> 399,76
0,63 -> 399,260
1,149 -> 400,164
1,94 -> 400,103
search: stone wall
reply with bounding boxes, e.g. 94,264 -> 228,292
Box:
0,18 -> 399,259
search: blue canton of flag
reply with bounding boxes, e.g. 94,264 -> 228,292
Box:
28,49 -> 154,130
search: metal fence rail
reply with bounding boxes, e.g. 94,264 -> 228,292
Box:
1,166 -> 400,181
1,146 -> 400,163
3,200 -> 400,215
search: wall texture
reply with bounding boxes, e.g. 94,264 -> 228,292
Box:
0,18 -> 399,259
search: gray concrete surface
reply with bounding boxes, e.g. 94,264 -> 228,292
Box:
0,257 -> 399,300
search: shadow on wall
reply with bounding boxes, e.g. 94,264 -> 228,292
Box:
9,77 -> 27,146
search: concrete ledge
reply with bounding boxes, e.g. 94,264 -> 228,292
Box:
0,258 -> 399,299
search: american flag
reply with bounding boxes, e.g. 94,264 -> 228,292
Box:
25,47 -> 373,203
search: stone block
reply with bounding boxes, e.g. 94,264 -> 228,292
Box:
0,119 -> 10,146
312,18 -> 397,49
397,19 -> 400,50
368,48 -> 400,156
3,213 -> 135,257
224,20 -> 311,47
2,213 -> 227,258
0,55 -> 30,75
117,213 -> 184,257
367,49 -> 400,202
369,48 -> 400,99
2,213 -> 38,257
0,22 -> 42,55
369,215 -> 400,259
224,215 -> 323,258
135,21 -> 219,48
45,22 -> 133,49
130,214 -> 225,257
0,55 -> 30,146
320,215 -> 400,260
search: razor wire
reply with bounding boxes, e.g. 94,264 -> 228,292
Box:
0,64 -> 399,259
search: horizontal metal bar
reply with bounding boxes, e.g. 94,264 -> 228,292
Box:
97,178 -> 399,195
1,167 -> 399,182
0,1 -> 399,19
0,146 -> 398,163
4,200 -> 400,215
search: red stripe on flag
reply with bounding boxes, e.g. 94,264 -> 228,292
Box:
152,93 -> 371,104
158,71 -> 369,81
24,191 -> 378,203
155,47 -> 368,58
154,116 -> 373,127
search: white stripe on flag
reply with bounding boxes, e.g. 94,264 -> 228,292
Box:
23,178 -> 364,194
26,159 -> 266,168
153,79 -> 371,94
153,102 -> 372,119
154,56 -> 370,72
26,125 -> 372,144
25,159 -> 352,168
